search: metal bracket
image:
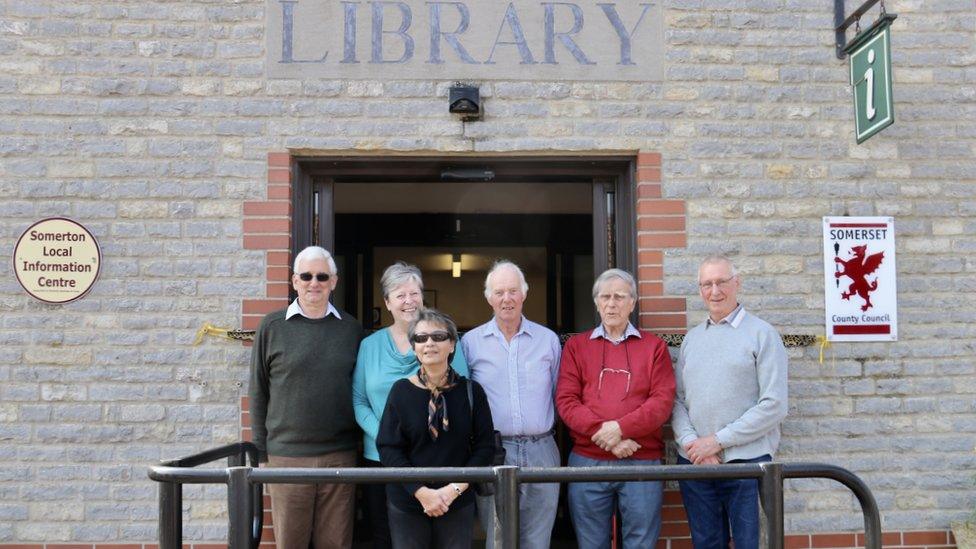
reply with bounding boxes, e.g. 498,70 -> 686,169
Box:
834,0 -> 887,59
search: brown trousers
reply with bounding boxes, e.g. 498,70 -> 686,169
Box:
267,450 -> 357,549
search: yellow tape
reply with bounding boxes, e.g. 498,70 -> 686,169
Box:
816,334 -> 831,365
193,323 -> 232,345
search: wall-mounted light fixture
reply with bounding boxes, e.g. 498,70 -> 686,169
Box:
451,253 -> 462,278
449,83 -> 481,121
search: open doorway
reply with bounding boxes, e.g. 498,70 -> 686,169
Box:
331,181 -> 595,333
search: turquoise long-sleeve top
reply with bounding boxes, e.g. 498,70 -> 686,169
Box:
352,327 -> 468,461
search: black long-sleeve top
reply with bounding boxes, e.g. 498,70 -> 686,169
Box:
377,376 -> 495,514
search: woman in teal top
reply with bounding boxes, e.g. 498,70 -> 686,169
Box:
353,262 -> 467,548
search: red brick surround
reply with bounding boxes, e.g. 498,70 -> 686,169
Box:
634,151 -> 687,333
239,152 -> 685,335
240,151 -> 294,332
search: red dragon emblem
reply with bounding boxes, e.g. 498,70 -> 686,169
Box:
834,244 -> 884,311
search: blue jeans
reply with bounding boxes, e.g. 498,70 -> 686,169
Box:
476,434 -> 560,549
677,454 -> 771,549
567,452 -> 663,549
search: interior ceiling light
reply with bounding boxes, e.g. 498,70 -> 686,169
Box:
451,253 -> 462,278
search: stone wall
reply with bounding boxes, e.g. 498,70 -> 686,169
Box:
0,0 -> 974,545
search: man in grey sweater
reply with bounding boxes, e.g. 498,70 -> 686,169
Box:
671,255 -> 788,549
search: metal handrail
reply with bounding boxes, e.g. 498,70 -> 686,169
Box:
154,442 -> 263,549
149,445 -> 882,549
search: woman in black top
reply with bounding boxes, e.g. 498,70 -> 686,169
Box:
377,309 -> 495,549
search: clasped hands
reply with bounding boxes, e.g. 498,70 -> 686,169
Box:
591,420 -> 641,458
684,434 -> 723,465
415,483 -> 465,517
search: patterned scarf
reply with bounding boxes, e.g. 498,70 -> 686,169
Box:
418,366 -> 459,441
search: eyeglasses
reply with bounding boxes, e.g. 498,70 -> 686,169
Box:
699,275 -> 736,291
412,332 -> 451,344
298,272 -> 331,282
596,292 -> 633,304
598,367 -> 631,399
597,338 -> 632,400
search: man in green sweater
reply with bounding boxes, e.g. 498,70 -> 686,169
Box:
249,245 -> 364,549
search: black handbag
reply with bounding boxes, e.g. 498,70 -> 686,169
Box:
466,379 -> 506,496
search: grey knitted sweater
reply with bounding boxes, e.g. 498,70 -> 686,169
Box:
671,306 -> 788,462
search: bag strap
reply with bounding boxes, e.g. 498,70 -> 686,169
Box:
466,377 -> 474,422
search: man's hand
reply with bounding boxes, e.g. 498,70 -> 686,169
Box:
610,439 -> 641,459
591,420 -> 623,451
684,434 -> 723,464
414,487 -> 450,517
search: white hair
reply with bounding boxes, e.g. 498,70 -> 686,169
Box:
483,260 -> 529,299
698,255 -> 738,278
293,246 -> 337,274
591,268 -> 637,300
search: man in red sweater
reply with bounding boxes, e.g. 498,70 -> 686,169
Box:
556,268 -> 676,549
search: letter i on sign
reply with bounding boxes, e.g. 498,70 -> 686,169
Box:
864,49 -> 875,120
846,15 -> 895,144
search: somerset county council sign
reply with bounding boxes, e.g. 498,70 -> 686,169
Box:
266,1 -> 665,81
822,216 -> 897,342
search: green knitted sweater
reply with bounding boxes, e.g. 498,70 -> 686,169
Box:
249,308 -> 363,461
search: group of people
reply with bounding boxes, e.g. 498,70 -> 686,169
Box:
249,245 -> 789,549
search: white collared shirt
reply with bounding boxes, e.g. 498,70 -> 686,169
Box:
285,298 -> 341,320
590,322 -> 642,345
705,304 -> 744,329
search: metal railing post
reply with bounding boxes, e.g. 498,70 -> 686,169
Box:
158,480 -> 182,549
495,465 -> 519,549
227,466 -> 253,549
782,463 -> 882,549
856,483 -> 882,549
759,462 -> 784,549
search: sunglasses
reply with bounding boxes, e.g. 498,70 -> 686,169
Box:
297,272 -> 331,282
412,332 -> 451,344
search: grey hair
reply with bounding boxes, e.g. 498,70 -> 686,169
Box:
380,261 -> 424,299
483,260 -> 529,299
293,246 -> 337,274
591,268 -> 638,300
699,255 -> 739,278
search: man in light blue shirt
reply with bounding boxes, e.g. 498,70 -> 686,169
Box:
461,260 -> 562,549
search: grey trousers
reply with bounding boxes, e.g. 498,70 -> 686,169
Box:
476,434 -> 560,549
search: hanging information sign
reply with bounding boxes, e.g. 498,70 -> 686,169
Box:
823,216 -> 897,341
13,217 -> 101,304
845,14 -> 896,144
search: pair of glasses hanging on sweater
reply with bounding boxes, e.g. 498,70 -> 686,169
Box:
597,337 -> 632,400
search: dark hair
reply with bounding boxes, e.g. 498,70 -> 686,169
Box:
407,308 -> 459,365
